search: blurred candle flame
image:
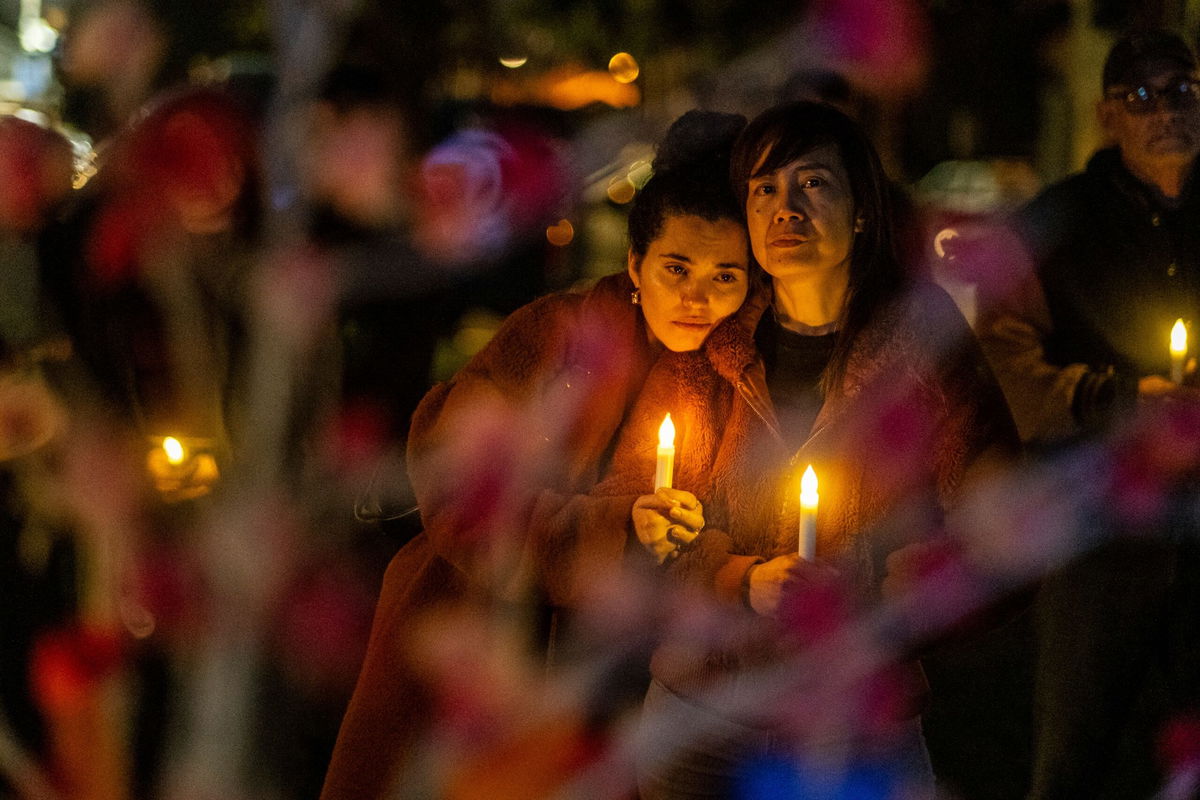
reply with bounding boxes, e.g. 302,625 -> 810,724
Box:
658,413 -> 675,449
1171,319 -> 1187,357
800,465 -> 819,510
163,436 -> 185,465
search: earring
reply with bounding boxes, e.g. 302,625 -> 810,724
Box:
631,288 -> 641,305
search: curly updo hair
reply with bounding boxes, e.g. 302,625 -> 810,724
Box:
627,110 -> 747,259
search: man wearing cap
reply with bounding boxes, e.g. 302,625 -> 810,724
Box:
976,29 -> 1200,798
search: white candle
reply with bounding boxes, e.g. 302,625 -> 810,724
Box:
799,464 -> 818,560
654,413 -> 675,490
1171,318 -> 1188,384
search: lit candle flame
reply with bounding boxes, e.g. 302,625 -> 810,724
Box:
800,464 -> 818,510
1172,318 -> 1188,357
658,413 -> 675,449
163,436 -> 185,465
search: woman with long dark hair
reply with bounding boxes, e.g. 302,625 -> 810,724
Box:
320,110 -> 755,800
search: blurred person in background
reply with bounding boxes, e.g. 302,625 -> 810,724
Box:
976,28 -> 1200,798
39,86 -> 260,451
635,101 -> 1021,800
0,116 -> 77,798
320,109 -> 752,800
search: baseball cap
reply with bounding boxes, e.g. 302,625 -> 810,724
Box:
1102,29 -> 1198,90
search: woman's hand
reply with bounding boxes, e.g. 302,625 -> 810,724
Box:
746,555 -> 839,617
631,488 -> 704,564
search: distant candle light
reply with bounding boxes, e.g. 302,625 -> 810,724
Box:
499,55 -> 528,68
1171,318 -> 1187,383
162,436 -> 185,465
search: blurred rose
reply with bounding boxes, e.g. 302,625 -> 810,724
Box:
413,126 -> 567,266
30,624 -> 125,715
0,117 -> 73,234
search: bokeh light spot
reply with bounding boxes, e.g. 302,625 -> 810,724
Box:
608,52 -> 639,83
546,218 -> 574,246
606,176 -> 636,204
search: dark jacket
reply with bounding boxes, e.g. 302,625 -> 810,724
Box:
979,148 -> 1200,800
977,147 -> 1200,442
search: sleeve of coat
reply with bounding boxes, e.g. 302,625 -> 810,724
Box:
524,488 -> 646,607
406,289 -> 645,602
406,292 -> 582,582
919,283 -> 1023,501
974,243 -> 1088,445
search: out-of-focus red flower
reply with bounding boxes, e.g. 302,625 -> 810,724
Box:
0,116 -> 73,234
323,400 -> 389,473
808,0 -> 930,95
85,195 -> 159,285
856,665 -> 921,739
1159,713 -> 1200,772
778,567 -> 852,646
444,715 -> 604,800
132,543 -> 207,639
115,89 -> 256,232
30,624 -> 125,715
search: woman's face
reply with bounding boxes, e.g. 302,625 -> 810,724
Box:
628,214 -> 750,352
744,142 -> 859,285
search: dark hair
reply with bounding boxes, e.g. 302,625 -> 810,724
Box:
627,110 -> 747,258
730,100 -> 907,393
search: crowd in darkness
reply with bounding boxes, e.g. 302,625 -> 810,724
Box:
3,2 -> 1200,800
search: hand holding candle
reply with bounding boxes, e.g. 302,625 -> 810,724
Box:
655,413 -> 675,490
799,464 -> 818,561
1171,318 -> 1187,384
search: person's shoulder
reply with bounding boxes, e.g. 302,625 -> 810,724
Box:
1021,170 -> 1093,223
904,279 -> 966,318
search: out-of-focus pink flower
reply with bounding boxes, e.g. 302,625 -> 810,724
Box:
1159,713 -> 1200,772
807,0 -> 930,95
273,562 -> 375,695
413,126 -> 567,266
322,400 -> 389,474
256,245 -> 337,345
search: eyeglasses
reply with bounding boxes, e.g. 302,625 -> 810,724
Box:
1106,79 -> 1200,114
